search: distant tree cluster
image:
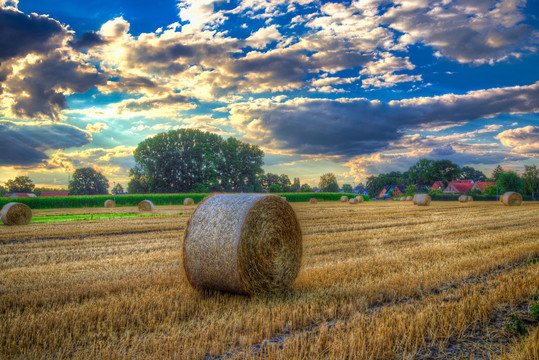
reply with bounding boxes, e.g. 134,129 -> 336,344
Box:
127,129 -> 264,193
69,167 -> 109,195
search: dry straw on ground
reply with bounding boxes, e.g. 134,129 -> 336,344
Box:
183,198 -> 194,206
340,196 -> 348,202
0,202 -> 32,226
502,192 -> 523,206
309,198 -> 317,204
459,195 -> 468,203
414,194 -> 431,206
182,194 -> 302,295
104,200 -> 115,208
138,200 -> 154,212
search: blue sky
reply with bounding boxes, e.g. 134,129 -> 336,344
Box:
0,0 -> 538,188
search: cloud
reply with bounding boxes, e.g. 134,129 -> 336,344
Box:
0,121 -> 91,166
86,122 -> 109,133
246,25 -> 282,49
495,125 -> 539,155
68,31 -> 107,50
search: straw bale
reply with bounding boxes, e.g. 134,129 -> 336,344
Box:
414,194 -> 431,206
467,196 -> 473,202
0,202 -> 32,226
138,200 -> 154,212
406,196 -> 412,201
184,198 -> 195,206
413,194 -> 418,205
183,194 -> 302,295
104,200 -> 115,208
340,196 -> 348,202
309,198 -> 317,204
459,195 -> 468,203
400,197 -> 406,201
502,192 -> 523,206
355,196 -> 364,203
349,198 -> 357,204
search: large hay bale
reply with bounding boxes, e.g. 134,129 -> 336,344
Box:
104,200 -> 115,208
406,196 -> 412,201
138,200 -> 154,212
400,196 -> 406,201
459,195 -> 468,203
414,194 -> 431,206
340,196 -> 348,202
502,192 -> 523,206
413,194 -> 418,205
355,196 -> 364,203
467,196 -> 473,202
184,198 -> 195,206
183,194 -> 302,295
349,198 -> 357,204
309,198 -> 317,204
1,202 -> 32,226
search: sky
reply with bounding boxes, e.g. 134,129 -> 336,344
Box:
0,0 -> 538,189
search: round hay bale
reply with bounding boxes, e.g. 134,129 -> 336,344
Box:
415,194 -> 431,206
340,196 -> 349,202
184,197 -> 195,206
104,200 -> 115,208
1,202 -> 32,226
413,194 -> 418,205
183,194 -> 302,295
138,200 -> 154,212
349,198 -> 357,204
467,196 -> 473,202
502,192 -> 522,206
406,196 -> 413,201
309,198 -> 317,204
459,195 -> 468,203
355,196 -> 364,203
400,196 -> 406,201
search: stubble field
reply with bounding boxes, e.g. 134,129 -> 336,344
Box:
1,201 -> 538,359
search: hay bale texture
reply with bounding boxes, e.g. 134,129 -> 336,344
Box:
1,202 -> 32,226
355,196 -> 364,203
104,200 -> 115,208
349,198 -> 357,204
400,197 -> 406,201
340,196 -> 349,202
138,200 -> 154,212
184,198 -> 195,206
414,194 -> 431,206
406,196 -> 413,201
183,194 -> 302,295
309,198 -> 317,204
502,192 -> 523,206
467,196 -> 473,202
459,195 -> 468,203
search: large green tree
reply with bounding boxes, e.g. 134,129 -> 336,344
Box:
319,173 -> 339,192
460,166 -> 486,182
6,176 -> 35,193
131,129 -> 263,193
522,165 -> 539,196
69,168 -> 109,195
491,165 -> 504,181
497,171 -> 524,194
408,159 -> 435,185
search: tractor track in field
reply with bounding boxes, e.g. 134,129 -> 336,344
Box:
206,258 -> 538,360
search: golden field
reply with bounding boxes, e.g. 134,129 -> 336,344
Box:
0,201 -> 538,359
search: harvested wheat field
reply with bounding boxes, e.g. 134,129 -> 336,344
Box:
1,201 -> 538,359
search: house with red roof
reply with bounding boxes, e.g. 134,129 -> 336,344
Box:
431,181 -> 444,190
443,181 -> 475,194
4,193 -> 36,198
472,182 -> 496,192
40,191 -> 69,197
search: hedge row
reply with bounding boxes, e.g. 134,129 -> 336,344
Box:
0,193 -> 368,209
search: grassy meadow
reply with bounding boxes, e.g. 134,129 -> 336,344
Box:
0,201 -> 538,359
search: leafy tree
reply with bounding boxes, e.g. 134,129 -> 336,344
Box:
111,183 -> 124,194
341,184 -> 352,193
278,174 -> 292,192
290,177 -> 300,192
69,168 -> 109,195
268,183 -> 282,193
408,159 -> 435,185
497,171 -> 524,194
300,183 -> 313,192
259,173 -> 280,190
431,160 -> 461,185
190,182 -> 209,193
460,166 -> 486,182
522,165 -> 539,196
127,166 -> 150,194
319,173 -> 339,192
0,185 -> 6,197
491,165 -> 504,181
6,176 -> 35,193
366,171 -> 408,197
405,184 -> 417,196
483,185 -> 498,197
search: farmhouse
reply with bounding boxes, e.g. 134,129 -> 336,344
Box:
4,193 -> 36,198
431,181 -> 444,190
472,182 -> 496,192
40,191 -> 69,197
378,186 -> 392,198
392,185 -> 407,197
443,180 -> 475,194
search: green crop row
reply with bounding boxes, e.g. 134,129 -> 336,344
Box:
0,193 -> 368,210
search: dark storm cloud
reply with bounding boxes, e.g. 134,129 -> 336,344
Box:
0,7 -> 67,61
68,31 -> 107,50
0,121 -> 91,166
236,82 -> 539,157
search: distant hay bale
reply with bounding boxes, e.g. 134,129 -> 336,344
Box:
502,192 -> 522,206
138,200 -> 154,212
349,198 -> 357,204
0,202 -> 32,226
414,194 -> 431,206
459,195 -> 468,203
467,196 -> 473,202
400,197 -> 406,201
104,200 -> 115,208
355,196 -> 364,203
340,196 -> 348,202
183,194 -> 302,295
406,196 -> 413,201
184,198 -> 195,206
309,198 -> 317,204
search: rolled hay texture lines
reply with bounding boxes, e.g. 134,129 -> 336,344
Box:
355,196 -> 364,203
0,202 -> 32,226
340,196 -> 348,202
502,192 -> 523,206
104,200 -> 115,208
309,198 -> 317,204
138,200 -> 154,212
414,194 -> 431,206
184,198 -> 195,206
182,194 -> 302,295
406,196 -> 413,201
459,195 -> 468,203
349,198 -> 358,204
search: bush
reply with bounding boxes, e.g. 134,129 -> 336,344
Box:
268,184 -> 282,193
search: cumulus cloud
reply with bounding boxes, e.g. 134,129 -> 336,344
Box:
0,121 -> 91,166
68,31 -> 107,50
86,122 -> 109,132
495,125 -> 539,155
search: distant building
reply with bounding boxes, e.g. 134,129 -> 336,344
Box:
40,191 -> 69,197
472,182 -> 496,192
443,180 -> 475,194
4,193 -> 36,198
392,185 -> 407,197
431,181 -> 444,190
